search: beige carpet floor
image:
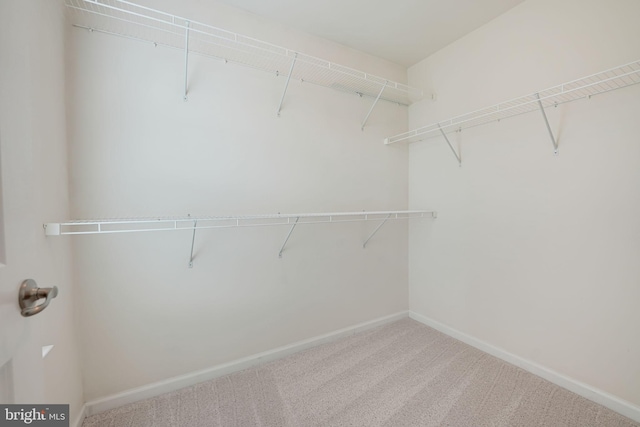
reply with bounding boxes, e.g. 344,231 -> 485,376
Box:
83,318 -> 638,427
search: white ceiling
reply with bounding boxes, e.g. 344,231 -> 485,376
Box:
215,0 -> 526,67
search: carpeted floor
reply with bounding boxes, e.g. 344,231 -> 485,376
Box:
83,318 -> 639,426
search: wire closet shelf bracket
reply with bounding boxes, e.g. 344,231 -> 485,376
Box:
44,210 -> 437,266
384,59 -> 640,163
64,0 -> 424,124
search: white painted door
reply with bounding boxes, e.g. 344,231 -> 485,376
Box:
0,0 -> 83,417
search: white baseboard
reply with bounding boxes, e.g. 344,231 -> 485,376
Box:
71,404 -> 87,427
409,311 -> 640,423
85,311 -> 409,416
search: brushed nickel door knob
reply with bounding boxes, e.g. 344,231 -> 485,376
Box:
19,279 -> 58,317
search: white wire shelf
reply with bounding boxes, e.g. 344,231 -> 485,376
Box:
44,210 -> 436,236
385,59 -> 640,145
65,0 -> 423,106
46,210 -> 437,263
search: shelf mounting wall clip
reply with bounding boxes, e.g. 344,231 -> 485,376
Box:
438,124 -> 462,166
183,21 -> 190,101
279,216 -> 299,258
361,80 -> 388,130
535,93 -> 558,155
363,213 -> 391,248
277,53 -> 298,117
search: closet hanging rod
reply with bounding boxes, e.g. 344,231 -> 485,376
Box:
64,0 -> 423,106
385,59 -> 640,145
44,210 -> 436,236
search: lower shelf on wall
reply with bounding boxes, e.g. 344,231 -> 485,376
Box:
44,210 -> 435,235
45,210 -> 437,265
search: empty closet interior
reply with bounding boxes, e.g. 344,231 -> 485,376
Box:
1,0 -> 639,425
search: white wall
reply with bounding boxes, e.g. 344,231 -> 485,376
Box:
66,1 -> 410,401
409,0 -> 640,409
0,0 -> 84,423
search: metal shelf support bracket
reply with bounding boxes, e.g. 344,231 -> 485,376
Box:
66,1 -> 423,106
183,21 -> 190,101
188,219 -> 197,268
361,81 -> 388,130
279,216 -> 299,258
535,93 -> 558,155
363,213 -> 391,248
438,124 -> 462,166
277,53 -> 298,117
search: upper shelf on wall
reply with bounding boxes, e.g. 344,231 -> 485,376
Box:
385,59 -> 640,148
64,0 -> 424,108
